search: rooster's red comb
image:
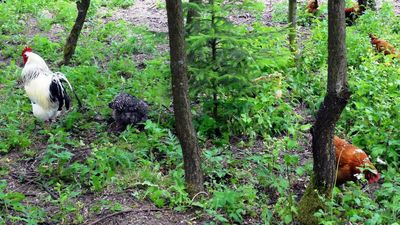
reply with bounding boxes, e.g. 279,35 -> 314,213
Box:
22,47 -> 32,56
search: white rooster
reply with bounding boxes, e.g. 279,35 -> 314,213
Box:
21,47 -> 81,121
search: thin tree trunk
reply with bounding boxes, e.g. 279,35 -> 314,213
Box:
63,0 -> 90,65
288,0 -> 297,52
298,0 -> 350,223
186,0 -> 202,63
165,0 -> 204,196
209,0 -> 221,136
314,0 -> 350,193
186,0 -> 202,34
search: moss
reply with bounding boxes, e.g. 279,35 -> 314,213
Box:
297,178 -> 332,225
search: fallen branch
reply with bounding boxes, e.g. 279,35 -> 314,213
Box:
86,208 -> 163,225
32,180 -> 59,200
9,172 -> 59,200
13,179 -> 35,192
191,191 -> 208,202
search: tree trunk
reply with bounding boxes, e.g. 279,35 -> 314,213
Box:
298,0 -> 350,223
315,0 -> 350,193
209,0 -> 221,136
186,0 -> 202,63
165,0 -> 204,196
288,0 -> 297,52
63,0 -> 90,65
186,0 -> 202,34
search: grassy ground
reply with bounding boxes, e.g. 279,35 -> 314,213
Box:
0,0 -> 399,224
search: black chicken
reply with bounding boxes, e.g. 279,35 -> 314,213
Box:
108,93 -> 149,131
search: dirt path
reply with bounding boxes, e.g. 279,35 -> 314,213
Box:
106,0 -> 400,32
104,0 -> 168,33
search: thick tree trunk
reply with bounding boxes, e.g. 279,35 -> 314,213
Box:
165,0 -> 204,196
186,0 -> 202,34
63,0 -> 90,65
298,0 -> 350,223
288,0 -> 297,52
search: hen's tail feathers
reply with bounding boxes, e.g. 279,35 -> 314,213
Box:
54,72 -> 83,109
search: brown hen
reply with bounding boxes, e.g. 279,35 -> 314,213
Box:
334,136 -> 380,184
369,34 -> 399,57
307,0 -> 319,14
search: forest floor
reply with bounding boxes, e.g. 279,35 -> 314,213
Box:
3,0 -> 397,224
101,1 -> 307,224
85,1 -> 394,224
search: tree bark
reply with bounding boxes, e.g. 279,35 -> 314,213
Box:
165,0 -> 204,196
313,0 -> 350,193
186,0 -> 202,34
209,0 -> 221,136
298,0 -> 350,223
63,0 -> 90,65
186,0 -> 202,63
288,0 -> 297,52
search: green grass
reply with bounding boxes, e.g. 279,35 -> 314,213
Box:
0,0 -> 399,224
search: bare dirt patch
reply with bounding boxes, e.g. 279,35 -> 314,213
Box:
0,53 -> 9,67
25,16 -> 65,43
85,203 -> 201,225
104,0 -> 168,33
